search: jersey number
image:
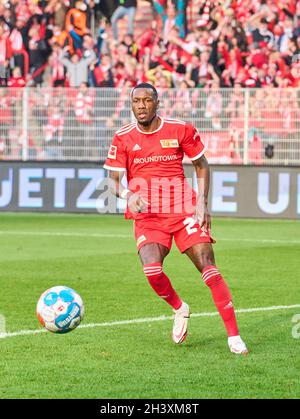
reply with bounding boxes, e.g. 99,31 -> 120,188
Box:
183,218 -> 197,235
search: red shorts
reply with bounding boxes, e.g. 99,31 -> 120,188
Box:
134,216 -> 214,253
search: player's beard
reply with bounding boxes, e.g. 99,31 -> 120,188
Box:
137,113 -> 157,127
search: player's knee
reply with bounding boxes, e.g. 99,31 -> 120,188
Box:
197,252 -> 215,273
201,258 -> 215,272
187,244 -> 215,273
139,243 -> 168,265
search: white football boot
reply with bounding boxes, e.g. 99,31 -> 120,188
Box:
172,302 -> 190,344
228,335 -> 249,355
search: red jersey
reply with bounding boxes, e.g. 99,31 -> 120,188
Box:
104,117 -> 205,220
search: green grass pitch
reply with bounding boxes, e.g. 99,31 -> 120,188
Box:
0,213 -> 299,399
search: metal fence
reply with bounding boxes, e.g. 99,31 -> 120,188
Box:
1,87 -> 300,165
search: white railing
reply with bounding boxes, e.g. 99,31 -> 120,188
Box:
0,87 -> 300,166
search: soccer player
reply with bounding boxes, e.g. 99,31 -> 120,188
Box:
104,83 -> 248,355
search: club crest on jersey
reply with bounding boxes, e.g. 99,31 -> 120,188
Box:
160,139 -> 179,148
108,145 -> 117,159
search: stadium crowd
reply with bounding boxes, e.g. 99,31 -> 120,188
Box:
1,0 -> 300,89
0,0 -> 300,164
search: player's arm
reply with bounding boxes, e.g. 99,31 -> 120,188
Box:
104,133 -> 148,213
107,170 -> 148,213
107,169 -> 128,199
181,124 -> 211,230
192,154 -> 211,230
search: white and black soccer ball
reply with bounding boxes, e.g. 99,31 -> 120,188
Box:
36,286 -> 84,333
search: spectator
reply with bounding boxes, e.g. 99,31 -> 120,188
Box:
96,17 -> 108,56
44,96 -> 65,146
92,54 -> 114,87
250,18 -> 275,49
59,45 -> 96,87
2,0 -> 300,90
8,18 -> 29,76
74,81 -> 95,157
65,1 -> 88,37
27,16 -> 52,85
65,1 -> 89,53
163,3 -> 177,45
45,0 -> 69,30
51,24 -> 74,55
48,44 -> 66,86
174,0 -> 189,38
204,80 -> 223,130
153,0 -> 168,33
111,0 -> 137,42
0,88 -> 12,155
278,17 -> 294,54
0,23 -> 12,80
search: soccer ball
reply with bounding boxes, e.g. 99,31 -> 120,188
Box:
36,286 -> 84,334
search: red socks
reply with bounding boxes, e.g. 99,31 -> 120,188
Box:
202,265 -> 239,337
144,263 -> 182,310
143,263 -> 239,337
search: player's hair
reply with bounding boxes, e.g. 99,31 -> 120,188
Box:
131,83 -> 158,101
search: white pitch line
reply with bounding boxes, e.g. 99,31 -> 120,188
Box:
1,304 -> 300,340
0,230 -> 131,239
223,238 -> 299,244
0,230 -> 299,244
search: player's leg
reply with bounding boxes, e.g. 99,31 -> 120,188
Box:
139,243 -> 182,311
139,243 -> 190,344
185,243 -> 248,354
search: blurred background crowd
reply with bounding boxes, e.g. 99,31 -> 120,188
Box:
1,0 -> 300,164
1,0 -> 300,89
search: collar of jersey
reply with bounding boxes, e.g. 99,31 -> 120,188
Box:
135,116 -> 164,135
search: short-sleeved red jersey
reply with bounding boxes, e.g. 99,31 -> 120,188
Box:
104,117 -> 205,219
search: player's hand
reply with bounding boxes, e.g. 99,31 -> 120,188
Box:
195,204 -> 211,231
127,192 -> 149,213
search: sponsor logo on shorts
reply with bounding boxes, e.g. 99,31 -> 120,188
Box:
137,235 -> 147,247
108,145 -> 117,159
160,139 -> 179,148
